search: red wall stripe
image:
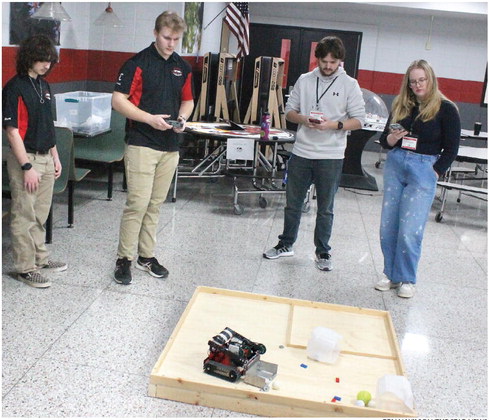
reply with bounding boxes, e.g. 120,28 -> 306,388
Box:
309,42 -> 318,72
2,47 -> 483,104
357,69 -> 484,104
280,39 -> 291,89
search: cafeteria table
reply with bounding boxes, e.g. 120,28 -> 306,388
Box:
435,145 -> 487,222
181,121 -> 295,214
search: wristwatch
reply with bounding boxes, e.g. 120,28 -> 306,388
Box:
337,121 -> 344,130
21,162 -> 32,171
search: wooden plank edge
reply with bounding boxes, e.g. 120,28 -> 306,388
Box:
383,312 -> 407,376
147,381 -> 417,418
198,286 -> 391,317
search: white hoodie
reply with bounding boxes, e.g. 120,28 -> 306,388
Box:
285,66 -> 366,160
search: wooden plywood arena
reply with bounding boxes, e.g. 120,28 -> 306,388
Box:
148,287 -> 416,417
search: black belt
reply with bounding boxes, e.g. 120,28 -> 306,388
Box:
25,148 -> 50,155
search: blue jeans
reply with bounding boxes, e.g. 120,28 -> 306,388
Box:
279,154 -> 343,255
380,148 -> 438,284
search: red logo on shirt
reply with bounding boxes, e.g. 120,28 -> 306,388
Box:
172,68 -> 183,77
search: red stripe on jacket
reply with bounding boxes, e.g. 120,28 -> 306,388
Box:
129,67 -> 143,107
17,96 -> 28,140
181,73 -> 193,101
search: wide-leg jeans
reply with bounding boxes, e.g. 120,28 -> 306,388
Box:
380,147 -> 438,284
279,154 -> 343,255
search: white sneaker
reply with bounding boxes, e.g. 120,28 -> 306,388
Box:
374,277 -> 401,291
398,283 -> 415,298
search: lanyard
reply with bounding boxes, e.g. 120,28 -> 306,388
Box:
408,106 -> 419,134
315,76 -> 338,109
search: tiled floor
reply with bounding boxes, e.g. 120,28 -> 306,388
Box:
2,151 -> 487,417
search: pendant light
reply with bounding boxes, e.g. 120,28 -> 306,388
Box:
94,2 -> 124,28
425,16 -> 434,51
31,2 -> 72,22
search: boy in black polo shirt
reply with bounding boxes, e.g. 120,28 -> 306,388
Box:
112,11 -> 194,284
3,35 -> 67,288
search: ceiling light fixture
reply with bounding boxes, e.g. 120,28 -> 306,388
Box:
94,2 -> 124,28
31,2 -> 72,22
425,15 -> 434,50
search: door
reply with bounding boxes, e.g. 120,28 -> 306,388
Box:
239,23 -> 362,128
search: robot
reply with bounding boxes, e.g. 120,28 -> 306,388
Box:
203,327 -> 277,391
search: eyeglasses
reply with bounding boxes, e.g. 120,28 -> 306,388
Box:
409,77 -> 428,86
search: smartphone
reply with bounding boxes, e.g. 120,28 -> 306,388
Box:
308,118 -> 321,124
389,123 -> 405,131
167,120 -> 184,129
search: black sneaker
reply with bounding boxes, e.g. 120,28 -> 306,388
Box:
114,257 -> 132,285
136,256 -> 169,278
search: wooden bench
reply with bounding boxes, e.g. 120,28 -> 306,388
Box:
73,110 -> 126,200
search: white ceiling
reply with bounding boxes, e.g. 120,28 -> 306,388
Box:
251,2 -> 487,22
356,1 -> 487,20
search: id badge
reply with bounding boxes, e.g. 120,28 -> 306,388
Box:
402,135 -> 418,150
309,110 -> 323,123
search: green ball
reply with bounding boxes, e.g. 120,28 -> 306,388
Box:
356,390 -> 372,405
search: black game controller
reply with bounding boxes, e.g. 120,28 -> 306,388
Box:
167,120 -> 184,129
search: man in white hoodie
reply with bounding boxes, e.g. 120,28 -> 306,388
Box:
263,36 -> 365,271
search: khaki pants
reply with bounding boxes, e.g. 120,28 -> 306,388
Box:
7,151 -> 55,274
117,145 -> 179,260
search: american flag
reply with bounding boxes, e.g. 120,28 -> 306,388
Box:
224,2 -> 250,58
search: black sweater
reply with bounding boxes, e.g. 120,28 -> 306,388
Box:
379,100 -> 461,174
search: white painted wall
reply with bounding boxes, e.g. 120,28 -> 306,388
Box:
2,2 -> 225,56
250,2 -> 487,82
2,2 -> 487,82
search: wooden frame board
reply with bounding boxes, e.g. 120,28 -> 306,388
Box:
148,287 -> 417,417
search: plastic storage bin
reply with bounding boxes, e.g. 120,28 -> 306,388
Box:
55,91 -> 112,136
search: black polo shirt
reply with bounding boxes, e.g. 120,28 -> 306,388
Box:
114,43 -> 193,152
2,74 -> 56,152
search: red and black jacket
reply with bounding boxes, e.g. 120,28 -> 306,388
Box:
2,74 -> 56,153
114,43 -> 193,152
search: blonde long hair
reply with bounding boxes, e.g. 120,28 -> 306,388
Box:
391,59 -> 455,123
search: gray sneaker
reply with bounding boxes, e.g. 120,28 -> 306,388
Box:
263,243 -> 294,259
38,260 -> 68,272
17,271 -> 51,288
316,253 -> 332,271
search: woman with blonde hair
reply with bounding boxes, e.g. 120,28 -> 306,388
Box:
375,59 -> 460,298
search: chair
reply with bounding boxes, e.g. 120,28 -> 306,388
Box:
73,110 -> 127,200
45,127 -> 91,243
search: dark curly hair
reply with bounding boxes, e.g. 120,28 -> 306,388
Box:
16,34 -> 58,76
315,36 -> 345,61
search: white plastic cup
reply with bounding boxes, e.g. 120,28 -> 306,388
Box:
306,327 -> 342,364
376,374 -> 415,413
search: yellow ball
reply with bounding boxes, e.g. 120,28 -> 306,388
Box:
356,390 -> 372,405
